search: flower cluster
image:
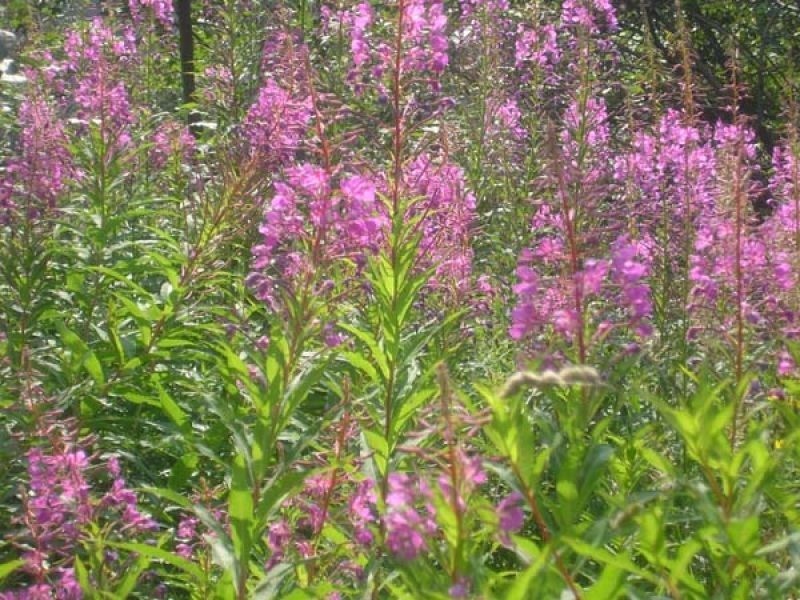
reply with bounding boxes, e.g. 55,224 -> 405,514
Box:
243,80 -> 312,168
384,472 -> 438,560
63,20 -> 138,148
350,2 -> 374,69
767,147 -> 800,372
0,97 -> 73,224
484,94 -> 527,143
262,471 -> 376,587
510,95 -> 648,356
384,456 -> 523,563
496,492 -> 525,543
174,498 -> 228,560
615,110 -> 717,250
456,0 -> 510,42
350,480 -> 379,546
344,0 -> 449,94
129,0 -> 174,28
150,120 -> 195,169
403,0 -> 449,75
510,244 -> 614,345
4,445 -> 158,598
561,0 -> 618,34
246,166 -> 386,310
686,121 -> 799,367
768,143 -> 800,302
247,141 -> 477,313
515,22 -> 560,72
405,154 -> 476,299
610,235 -> 655,338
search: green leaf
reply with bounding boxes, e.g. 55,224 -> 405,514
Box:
74,556 -> 92,594
280,590 -> 315,600
339,323 -> 390,380
81,351 -> 105,386
341,351 -> 380,383
757,531 -> 800,556
141,486 -> 193,508
229,451 -> 254,593
156,337 -> 196,349
394,387 -> 435,431
584,564 -> 626,600
0,559 -> 24,583
217,342 -> 252,378
727,516 -> 761,560
256,470 -> 309,525
364,429 -> 389,479
505,545 -> 550,600
671,539 -> 705,593
640,448 -> 676,477
56,321 -> 105,385
114,552 -> 151,598
252,563 -> 295,600
111,542 -> 204,581
279,359 -> 329,430
169,452 -> 199,489
576,444 -> 613,511
158,384 -> 190,436
561,537 -> 660,585
206,532 -> 237,582
115,294 -> 154,346
90,265 -> 151,297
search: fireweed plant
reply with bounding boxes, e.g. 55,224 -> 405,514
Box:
1,0 -> 800,598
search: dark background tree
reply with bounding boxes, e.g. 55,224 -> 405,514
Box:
176,0 -> 199,132
616,0 -> 800,154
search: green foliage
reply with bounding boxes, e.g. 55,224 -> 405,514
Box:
2,1 -> 800,598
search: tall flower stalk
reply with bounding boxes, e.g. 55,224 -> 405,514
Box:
510,0 -> 646,365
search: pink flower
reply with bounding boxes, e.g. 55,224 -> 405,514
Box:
405,154 -> 476,299
351,3 -> 374,66
515,23 -> 560,71
384,473 -> 437,560
778,351 -> 797,377
129,0 -> 174,27
448,577 -> 471,598
243,79 -> 311,167
8,443 -> 160,597
0,98 -> 73,224
150,120 -> 194,168
497,492 -> 525,536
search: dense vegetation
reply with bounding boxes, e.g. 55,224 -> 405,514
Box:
1,0 -> 800,598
